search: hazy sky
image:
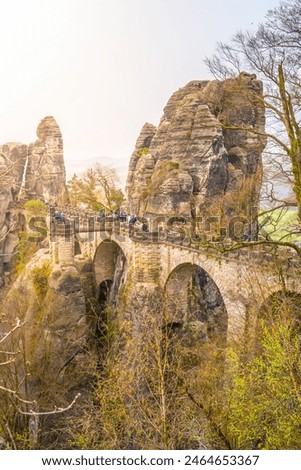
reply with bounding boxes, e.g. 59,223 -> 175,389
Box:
0,0 -> 280,186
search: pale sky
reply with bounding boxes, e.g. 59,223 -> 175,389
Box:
0,0 -> 280,187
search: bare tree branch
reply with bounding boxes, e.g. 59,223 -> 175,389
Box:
17,393 -> 81,416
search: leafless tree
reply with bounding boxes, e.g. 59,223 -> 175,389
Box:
205,0 -> 301,222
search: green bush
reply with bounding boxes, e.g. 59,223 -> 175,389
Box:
15,231 -> 39,275
24,199 -> 47,215
31,261 -> 52,302
135,147 -> 149,158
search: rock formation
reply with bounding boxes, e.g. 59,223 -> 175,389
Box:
0,143 -> 27,286
0,117 -> 68,287
126,73 -> 266,224
25,116 -> 68,205
0,143 -> 28,198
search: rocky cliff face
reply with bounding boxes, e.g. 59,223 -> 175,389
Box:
126,73 -> 266,223
25,116 -> 68,205
0,117 -> 68,287
0,143 -> 28,198
0,143 -> 28,286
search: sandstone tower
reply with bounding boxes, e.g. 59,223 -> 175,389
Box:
0,117 -> 68,286
25,116 -> 69,204
126,73 -> 266,224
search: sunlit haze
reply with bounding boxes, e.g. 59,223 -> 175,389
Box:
0,0 -> 280,187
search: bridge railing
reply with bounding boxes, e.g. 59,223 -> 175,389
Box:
47,206 -> 300,267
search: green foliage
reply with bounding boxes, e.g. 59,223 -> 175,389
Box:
24,199 -> 47,215
259,208 -> 300,242
135,147 -> 149,158
31,261 -> 52,303
69,432 -> 91,450
221,314 -> 301,449
15,231 -> 39,275
159,161 -> 179,171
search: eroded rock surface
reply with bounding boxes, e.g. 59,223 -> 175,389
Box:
26,116 -> 69,204
0,143 -> 28,198
0,143 -> 28,285
126,73 -> 266,221
0,117 -> 69,286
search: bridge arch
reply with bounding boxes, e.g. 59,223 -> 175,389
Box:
164,262 -> 228,343
93,238 -> 127,289
92,239 -> 127,339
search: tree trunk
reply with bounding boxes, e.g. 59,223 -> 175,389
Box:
278,64 -> 301,222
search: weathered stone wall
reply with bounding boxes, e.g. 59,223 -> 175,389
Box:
44,207 -> 301,346
74,227 -> 300,340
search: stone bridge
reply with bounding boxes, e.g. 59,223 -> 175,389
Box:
49,206 -> 301,340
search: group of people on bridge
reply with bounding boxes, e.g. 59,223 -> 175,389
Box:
99,211 -> 148,231
50,206 -> 148,231
99,211 -> 138,225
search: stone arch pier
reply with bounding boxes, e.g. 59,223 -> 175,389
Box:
93,238 -> 127,306
164,262 -> 228,342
